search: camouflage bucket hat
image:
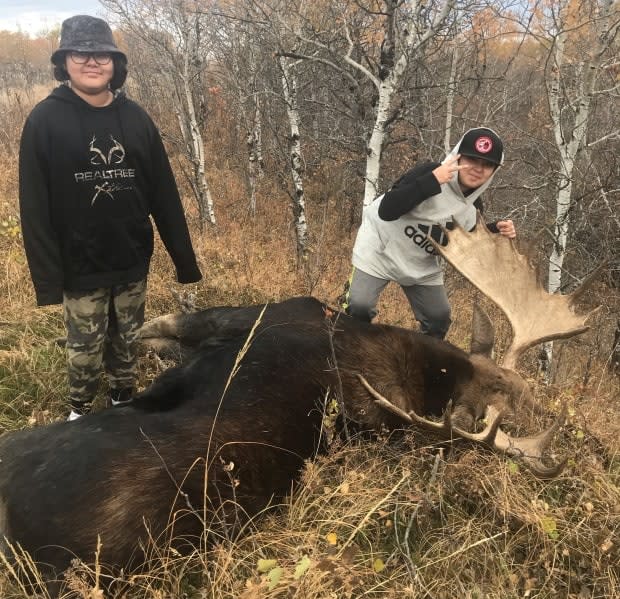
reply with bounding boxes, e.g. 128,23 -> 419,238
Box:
51,15 -> 126,62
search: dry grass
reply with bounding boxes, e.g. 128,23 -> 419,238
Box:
0,144 -> 618,598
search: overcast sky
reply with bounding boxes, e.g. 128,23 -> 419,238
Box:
0,0 -> 105,35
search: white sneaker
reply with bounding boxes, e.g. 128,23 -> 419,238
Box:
109,387 -> 134,407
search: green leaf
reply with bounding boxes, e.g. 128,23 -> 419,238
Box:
294,555 -> 311,579
541,517 -> 559,540
257,558 -> 278,573
507,460 -> 520,474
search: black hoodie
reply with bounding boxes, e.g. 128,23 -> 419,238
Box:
19,85 -> 202,306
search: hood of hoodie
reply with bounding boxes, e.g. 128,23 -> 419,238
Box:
443,127 -> 503,203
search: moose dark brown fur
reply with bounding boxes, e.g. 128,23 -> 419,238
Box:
0,297 -> 562,588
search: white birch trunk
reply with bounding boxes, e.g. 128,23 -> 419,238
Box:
359,0 -> 454,205
246,95 -> 263,215
539,1 -> 614,379
253,95 -> 265,179
246,127 -> 258,215
443,44 -> 459,154
180,39 -> 215,227
363,89 -> 393,205
279,56 -> 308,261
245,98 -> 264,215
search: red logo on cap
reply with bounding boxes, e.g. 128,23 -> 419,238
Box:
475,136 -> 493,154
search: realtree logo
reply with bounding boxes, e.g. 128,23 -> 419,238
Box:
73,134 -> 134,206
89,134 -> 125,165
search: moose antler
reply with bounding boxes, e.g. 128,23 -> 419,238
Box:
431,213 -> 600,369
357,374 -> 567,478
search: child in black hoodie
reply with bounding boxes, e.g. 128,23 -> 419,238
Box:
19,15 -> 202,420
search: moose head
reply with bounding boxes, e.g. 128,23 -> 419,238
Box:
358,212 -> 601,477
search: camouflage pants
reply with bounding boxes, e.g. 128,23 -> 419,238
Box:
63,279 -> 147,411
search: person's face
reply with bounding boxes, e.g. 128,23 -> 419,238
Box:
457,155 -> 496,191
65,51 -> 114,95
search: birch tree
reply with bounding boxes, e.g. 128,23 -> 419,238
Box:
359,0 -> 455,204
102,0 -> 216,226
279,56 -> 309,261
224,0 -> 315,258
268,0 -> 457,205
533,0 -> 620,375
212,13 -> 267,215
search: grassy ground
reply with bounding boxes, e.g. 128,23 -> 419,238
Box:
0,153 -> 618,598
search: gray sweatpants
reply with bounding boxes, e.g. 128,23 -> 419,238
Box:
343,267 -> 451,339
63,279 -> 147,412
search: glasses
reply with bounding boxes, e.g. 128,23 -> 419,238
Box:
68,51 -> 113,65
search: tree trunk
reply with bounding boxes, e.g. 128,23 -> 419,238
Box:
360,0 -> 455,205
181,46 -> 215,227
443,44 -> 459,154
539,4 -> 604,380
612,319 -> 620,375
246,93 -> 265,215
279,57 -> 309,262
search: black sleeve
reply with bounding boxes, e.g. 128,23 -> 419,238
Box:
18,116 -> 64,306
378,161 -> 442,221
147,120 -> 202,284
473,197 -> 499,233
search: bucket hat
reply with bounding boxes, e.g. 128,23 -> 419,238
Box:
51,15 -> 126,63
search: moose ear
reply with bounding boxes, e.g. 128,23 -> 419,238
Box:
470,303 -> 495,358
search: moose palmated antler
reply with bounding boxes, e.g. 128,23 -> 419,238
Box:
357,374 -> 567,478
430,213 -> 601,369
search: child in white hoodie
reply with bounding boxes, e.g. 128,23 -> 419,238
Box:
344,127 -> 515,338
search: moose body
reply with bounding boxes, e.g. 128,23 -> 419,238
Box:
0,297 -> 558,581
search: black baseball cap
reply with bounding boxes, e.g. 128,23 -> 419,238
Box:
458,128 -> 503,165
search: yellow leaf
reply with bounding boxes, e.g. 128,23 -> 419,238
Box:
339,481 -> 350,494
267,566 -> 283,590
257,558 -> 278,573
326,532 -> 338,545
373,558 -> 385,573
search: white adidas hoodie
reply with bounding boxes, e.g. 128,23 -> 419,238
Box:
352,129 -> 503,286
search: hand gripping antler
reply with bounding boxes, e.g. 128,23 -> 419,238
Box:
431,213 -> 601,369
358,374 -> 567,478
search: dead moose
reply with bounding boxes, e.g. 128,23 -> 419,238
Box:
0,217 -> 598,589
